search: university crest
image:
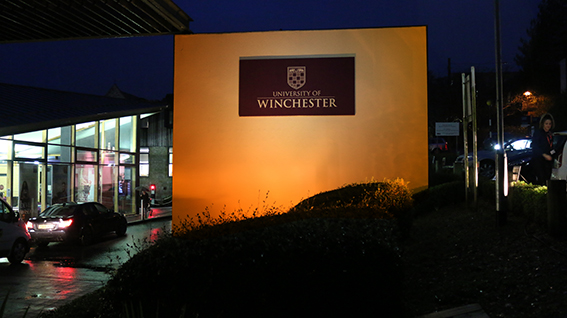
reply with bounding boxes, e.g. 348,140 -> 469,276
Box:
287,66 -> 306,90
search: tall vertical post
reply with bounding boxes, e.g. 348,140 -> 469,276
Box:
462,74 -> 470,204
494,0 -> 507,225
471,67 -> 478,205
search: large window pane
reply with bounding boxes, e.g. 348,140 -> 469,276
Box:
0,139 -> 12,161
77,149 -> 97,162
169,147 -> 173,177
101,150 -> 116,165
15,162 -> 39,220
15,143 -> 44,160
75,165 -> 96,202
48,126 -> 73,145
100,165 -> 116,209
119,116 -> 136,152
100,119 -> 116,150
49,164 -> 71,205
119,166 -> 135,214
140,147 -> 149,177
120,153 -> 135,164
14,130 -> 45,143
48,145 -> 72,163
76,122 -> 97,148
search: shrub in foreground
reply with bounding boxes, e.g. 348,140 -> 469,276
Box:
96,218 -> 402,317
41,180 -> 411,318
290,178 -> 414,238
507,181 -> 547,225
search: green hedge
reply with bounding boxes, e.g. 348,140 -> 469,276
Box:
507,181 -> 548,226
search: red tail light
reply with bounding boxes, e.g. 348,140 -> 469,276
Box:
26,221 -> 33,230
59,219 -> 73,228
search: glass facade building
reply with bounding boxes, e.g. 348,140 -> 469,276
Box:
0,115 -> 141,220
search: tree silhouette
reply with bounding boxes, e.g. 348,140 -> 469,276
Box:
515,0 -> 567,95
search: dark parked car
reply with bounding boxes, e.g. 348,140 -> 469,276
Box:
429,137 -> 448,153
454,137 -> 534,180
26,202 -> 127,247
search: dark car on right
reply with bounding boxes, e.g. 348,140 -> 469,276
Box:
454,137 -> 534,180
26,202 -> 127,247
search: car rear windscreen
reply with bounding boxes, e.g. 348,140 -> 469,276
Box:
40,206 -> 76,217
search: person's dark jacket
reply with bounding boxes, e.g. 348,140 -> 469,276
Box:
532,128 -> 553,158
141,192 -> 150,207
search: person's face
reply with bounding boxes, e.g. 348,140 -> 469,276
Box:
544,119 -> 552,132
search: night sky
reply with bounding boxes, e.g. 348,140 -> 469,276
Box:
0,0 -> 541,101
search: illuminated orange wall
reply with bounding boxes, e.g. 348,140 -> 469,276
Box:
173,27 -> 428,226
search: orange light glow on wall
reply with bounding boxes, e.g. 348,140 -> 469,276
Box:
173,27 -> 428,229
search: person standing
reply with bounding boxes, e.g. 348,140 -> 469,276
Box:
141,189 -> 151,217
532,113 -> 555,186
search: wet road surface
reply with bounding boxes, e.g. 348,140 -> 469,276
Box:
0,210 -> 171,317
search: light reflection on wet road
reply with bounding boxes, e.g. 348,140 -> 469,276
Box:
0,218 -> 171,317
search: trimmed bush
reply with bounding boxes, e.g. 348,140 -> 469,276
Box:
507,181 -> 547,226
173,179 -> 414,242
290,179 -> 414,238
292,178 -> 413,213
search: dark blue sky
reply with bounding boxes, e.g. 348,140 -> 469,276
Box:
0,0 -> 541,101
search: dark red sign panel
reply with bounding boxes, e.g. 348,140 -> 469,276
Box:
239,56 -> 355,116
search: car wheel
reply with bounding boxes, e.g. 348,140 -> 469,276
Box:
7,239 -> 28,264
479,160 -> 496,179
79,228 -> 94,246
115,221 -> 127,237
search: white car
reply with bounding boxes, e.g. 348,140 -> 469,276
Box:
0,197 -> 31,264
551,131 -> 567,181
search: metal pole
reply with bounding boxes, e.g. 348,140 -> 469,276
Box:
495,0 -> 507,225
462,74 -> 470,204
471,67 -> 479,206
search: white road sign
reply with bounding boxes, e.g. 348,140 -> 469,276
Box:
435,122 -> 460,136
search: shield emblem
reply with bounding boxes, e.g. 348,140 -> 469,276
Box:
287,66 -> 306,90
